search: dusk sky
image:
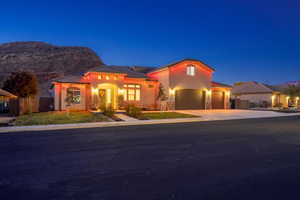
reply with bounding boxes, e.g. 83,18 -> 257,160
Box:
1,0 -> 299,84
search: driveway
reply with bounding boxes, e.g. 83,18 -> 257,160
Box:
177,109 -> 299,121
1,117 -> 300,199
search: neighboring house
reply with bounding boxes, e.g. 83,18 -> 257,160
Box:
0,89 -> 17,113
53,59 -> 232,111
232,82 -> 290,108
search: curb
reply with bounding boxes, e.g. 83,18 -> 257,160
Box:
1,113 -> 300,133
0,117 -> 203,133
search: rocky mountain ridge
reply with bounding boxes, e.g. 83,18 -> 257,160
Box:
0,41 -> 104,96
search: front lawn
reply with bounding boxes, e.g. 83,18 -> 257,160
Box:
15,111 -> 110,126
141,112 -> 198,120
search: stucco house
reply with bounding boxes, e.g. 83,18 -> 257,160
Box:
53,59 -> 231,111
232,81 -> 290,108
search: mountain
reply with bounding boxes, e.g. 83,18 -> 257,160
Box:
0,41 -> 103,96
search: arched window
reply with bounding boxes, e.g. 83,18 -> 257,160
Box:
66,87 -> 81,104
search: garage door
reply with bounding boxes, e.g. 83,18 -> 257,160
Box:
212,90 -> 225,109
175,89 -> 205,110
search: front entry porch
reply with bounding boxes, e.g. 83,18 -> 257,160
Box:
91,83 -> 119,109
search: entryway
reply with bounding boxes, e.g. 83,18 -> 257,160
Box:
96,83 -> 117,109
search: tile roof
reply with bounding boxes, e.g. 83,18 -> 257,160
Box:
0,88 -> 17,98
53,75 -> 87,84
87,65 -> 152,78
212,81 -> 232,88
232,82 -> 278,94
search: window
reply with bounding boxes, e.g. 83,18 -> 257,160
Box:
66,87 -> 81,104
123,84 -> 141,101
187,65 -> 195,76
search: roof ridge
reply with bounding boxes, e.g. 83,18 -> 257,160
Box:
148,58 -> 215,73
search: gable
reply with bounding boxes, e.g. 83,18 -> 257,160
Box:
148,59 -> 215,75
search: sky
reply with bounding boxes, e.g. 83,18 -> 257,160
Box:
1,0 -> 300,84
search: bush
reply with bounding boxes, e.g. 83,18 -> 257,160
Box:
100,105 -> 115,118
125,104 -> 142,118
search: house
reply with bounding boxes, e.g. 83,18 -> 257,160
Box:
53,59 -> 232,111
0,88 -> 17,113
232,81 -> 291,108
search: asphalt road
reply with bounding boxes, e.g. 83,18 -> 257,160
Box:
1,116 -> 300,200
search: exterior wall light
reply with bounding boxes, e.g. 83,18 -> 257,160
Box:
226,91 -> 231,97
118,88 -> 125,95
207,89 -> 212,96
91,88 -> 98,94
169,89 -> 175,95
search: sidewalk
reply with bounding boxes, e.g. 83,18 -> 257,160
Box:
0,115 -> 15,126
0,117 -> 202,133
1,111 -> 300,133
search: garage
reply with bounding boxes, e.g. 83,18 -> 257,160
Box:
175,89 -> 206,110
212,90 -> 225,109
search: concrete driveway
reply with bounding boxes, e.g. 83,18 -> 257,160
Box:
177,109 -> 300,121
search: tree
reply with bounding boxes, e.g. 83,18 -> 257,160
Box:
2,71 -> 38,97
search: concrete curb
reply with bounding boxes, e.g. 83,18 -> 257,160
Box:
0,118 -> 204,133
1,113 -> 299,133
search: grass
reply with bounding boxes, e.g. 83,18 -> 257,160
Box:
141,112 -> 198,120
15,111 -> 110,126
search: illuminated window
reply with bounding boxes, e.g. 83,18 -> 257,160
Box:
106,75 -> 110,80
114,76 -> 118,80
66,87 -> 81,104
123,84 -> 141,101
98,75 -> 102,80
187,65 -> 195,76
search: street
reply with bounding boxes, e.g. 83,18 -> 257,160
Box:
1,116 -> 300,199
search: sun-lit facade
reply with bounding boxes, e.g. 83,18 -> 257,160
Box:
53,59 -> 231,111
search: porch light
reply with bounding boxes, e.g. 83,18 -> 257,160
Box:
169,89 -> 175,95
226,91 -> 231,96
271,95 -> 275,100
91,88 -> 98,94
207,89 -> 212,96
118,88 -> 125,95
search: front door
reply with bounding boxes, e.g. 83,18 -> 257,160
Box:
98,89 -> 107,108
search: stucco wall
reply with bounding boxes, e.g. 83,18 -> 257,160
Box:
123,78 -> 159,110
168,61 -> 212,90
234,93 -> 289,108
149,61 -> 213,110
148,69 -> 170,95
58,83 -> 87,111
237,93 -> 272,104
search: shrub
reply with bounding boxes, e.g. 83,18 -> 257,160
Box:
100,105 -> 115,118
125,104 -> 142,118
